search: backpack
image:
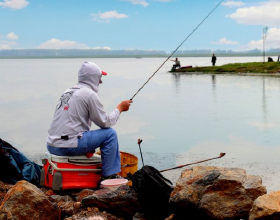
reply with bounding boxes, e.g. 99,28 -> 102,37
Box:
127,165 -> 174,219
0,138 -> 41,186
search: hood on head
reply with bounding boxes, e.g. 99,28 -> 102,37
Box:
78,62 -> 103,92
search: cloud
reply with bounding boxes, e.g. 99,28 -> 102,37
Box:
0,32 -> 18,49
0,0 -> 29,9
91,10 -> 128,22
38,38 -> 89,49
1,40 -> 17,46
227,1 -> 280,26
93,46 -> 111,50
123,0 -> 148,7
242,27 -> 280,50
211,37 -> 239,45
154,0 -> 175,2
222,1 -> 245,8
6,32 -> 18,40
0,44 -> 10,49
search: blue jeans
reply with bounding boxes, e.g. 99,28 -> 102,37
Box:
47,128 -> 120,177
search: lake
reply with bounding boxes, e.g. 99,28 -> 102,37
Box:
1,57 -> 280,192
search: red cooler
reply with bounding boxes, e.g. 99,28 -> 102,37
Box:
40,152 -> 102,191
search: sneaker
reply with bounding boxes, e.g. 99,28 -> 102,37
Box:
100,174 -> 124,182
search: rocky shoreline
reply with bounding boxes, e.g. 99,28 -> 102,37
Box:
1,166 -> 280,220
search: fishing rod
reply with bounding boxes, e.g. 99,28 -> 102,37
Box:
138,139 -> 144,166
130,0 -> 225,100
160,152 -> 226,173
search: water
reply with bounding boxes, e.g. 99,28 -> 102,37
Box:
1,57 -> 280,192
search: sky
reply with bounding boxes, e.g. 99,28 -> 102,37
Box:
0,0 -> 280,52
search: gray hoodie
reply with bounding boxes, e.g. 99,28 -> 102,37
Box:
46,62 -> 120,148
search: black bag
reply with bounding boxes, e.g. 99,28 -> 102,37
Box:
127,165 -> 174,219
0,138 -> 41,186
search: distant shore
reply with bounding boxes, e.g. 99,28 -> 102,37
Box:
0,55 -> 280,59
0,48 -> 280,59
170,62 -> 280,75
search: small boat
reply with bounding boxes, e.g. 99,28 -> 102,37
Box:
170,65 -> 192,72
178,65 -> 192,70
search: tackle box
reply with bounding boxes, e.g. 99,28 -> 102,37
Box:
40,152 -> 102,191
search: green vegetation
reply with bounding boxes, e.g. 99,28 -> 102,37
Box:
171,62 -> 280,74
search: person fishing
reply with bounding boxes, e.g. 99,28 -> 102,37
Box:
211,54 -> 217,66
46,61 -> 132,181
170,57 -> 181,70
268,57 -> 274,62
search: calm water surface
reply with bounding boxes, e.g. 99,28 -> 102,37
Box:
1,57 -> 279,191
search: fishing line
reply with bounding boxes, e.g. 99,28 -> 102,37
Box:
186,58 -> 199,67
130,0 -> 225,100
201,61 -> 212,66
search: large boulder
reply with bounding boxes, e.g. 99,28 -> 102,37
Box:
76,189 -> 95,202
0,180 -> 60,220
82,185 -> 140,219
249,191 -> 280,220
170,166 -> 267,220
0,181 -> 13,203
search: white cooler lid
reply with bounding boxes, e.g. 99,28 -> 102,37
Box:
44,152 -> 101,163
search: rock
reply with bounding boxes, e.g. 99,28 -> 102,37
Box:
50,194 -> 74,204
0,180 -> 60,220
82,185 -> 140,219
132,212 -> 174,220
65,207 -> 122,220
244,175 -> 267,201
249,191 -> 280,220
165,214 -> 175,220
50,195 -> 75,218
76,189 -> 95,202
40,186 -> 51,194
45,189 -> 56,196
170,166 -> 267,220
132,212 -> 148,220
0,181 -> 13,192
0,181 -> 13,203
73,202 -> 82,209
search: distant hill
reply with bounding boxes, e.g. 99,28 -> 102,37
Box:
0,48 -> 279,58
0,49 -> 167,58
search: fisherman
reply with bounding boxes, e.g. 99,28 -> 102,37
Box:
211,54 -> 217,66
268,57 -> 274,62
170,57 -> 181,70
46,61 -> 132,181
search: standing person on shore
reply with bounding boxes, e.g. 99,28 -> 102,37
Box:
278,56 -> 280,62
211,54 -> 217,66
46,61 -> 133,181
170,57 -> 181,70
